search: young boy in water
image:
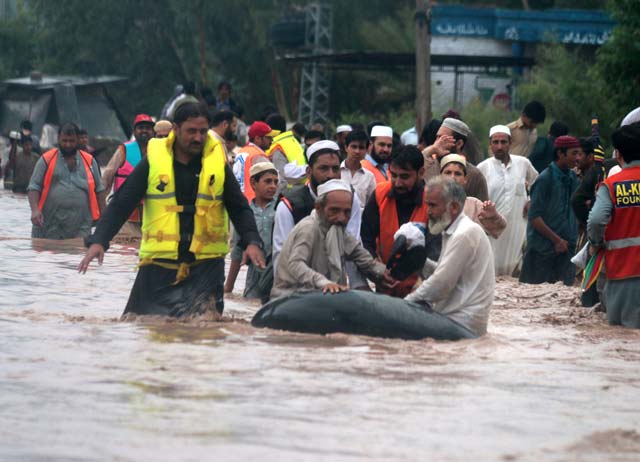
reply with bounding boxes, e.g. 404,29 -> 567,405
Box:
10,135 -> 40,193
224,162 -> 278,301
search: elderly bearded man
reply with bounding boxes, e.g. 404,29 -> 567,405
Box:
272,180 -> 395,298
405,177 -> 494,336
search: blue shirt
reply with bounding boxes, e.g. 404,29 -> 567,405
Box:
232,198 -> 276,259
526,162 -> 580,254
365,154 -> 388,179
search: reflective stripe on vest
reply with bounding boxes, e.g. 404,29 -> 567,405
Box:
114,141 -> 142,192
241,143 -> 268,202
38,149 -> 100,221
139,131 -> 229,261
361,159 -> 388,184
603,166 -> 640,280
266,131 -> 306,166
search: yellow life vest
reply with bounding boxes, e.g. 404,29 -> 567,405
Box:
139,131 -> 229,261
266,130 -> 307,167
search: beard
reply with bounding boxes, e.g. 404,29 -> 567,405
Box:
60,147 -> 76,157
428,210 -> 452,235
310,174 -> 327,190
224,126 -> 234,141
370,145 -> 390,164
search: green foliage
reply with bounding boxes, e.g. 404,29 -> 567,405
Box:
460,99 -> 518,149
0,10 -> 36,80
593,0 -> 640,124
354,4 -> 414,53
23,0 -> 277,121
513,0 -> 640,143
517,44 -> 607,138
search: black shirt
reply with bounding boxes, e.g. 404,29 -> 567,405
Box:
87,156 -> 261,262
571,162 -> 606,226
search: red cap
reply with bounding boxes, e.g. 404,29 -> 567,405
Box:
554,135 -> 580,150
248,121 -> 280,139
133,114 -> 154,127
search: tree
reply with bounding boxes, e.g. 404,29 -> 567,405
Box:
0,11 -> 36,80
593,0 -> 640,125
25,0 -> 279,121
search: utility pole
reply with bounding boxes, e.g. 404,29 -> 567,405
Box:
415,0 -> 431,133
298,2 -> 333,128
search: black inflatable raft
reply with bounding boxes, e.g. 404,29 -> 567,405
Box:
251,290 -> 477,341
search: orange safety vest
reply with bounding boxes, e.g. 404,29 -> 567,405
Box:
361,158 -> 388,184
241,143 -> 268,202
603,165 -> 640,280
375,181 -> 427,297
38,149 -> 100,221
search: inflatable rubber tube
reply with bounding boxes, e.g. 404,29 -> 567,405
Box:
251,290 -> 477,341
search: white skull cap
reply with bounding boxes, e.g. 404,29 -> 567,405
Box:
489,124 -> 511,138
621,107 -> 640,127
317,179 -> 352,198
442,118 -> 470,137
370,125 -> 393,138
306,139 -> 340,161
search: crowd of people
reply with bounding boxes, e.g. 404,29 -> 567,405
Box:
3,81 -> 639,335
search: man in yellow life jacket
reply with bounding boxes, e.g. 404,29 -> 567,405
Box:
78,103 -> 265,318
265,113 -> 307,194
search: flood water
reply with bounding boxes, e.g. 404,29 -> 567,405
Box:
1,187 -> 639,462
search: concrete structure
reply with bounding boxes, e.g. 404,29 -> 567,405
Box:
429,6 -> 615,111
274,5 -> 615,117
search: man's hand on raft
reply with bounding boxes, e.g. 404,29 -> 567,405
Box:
322,270 -> 397,294
244,244 -> 266,269
78,243 -> 105,273
380,269 -> 398,289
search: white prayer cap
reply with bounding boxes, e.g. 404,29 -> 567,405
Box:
441,118 -> 470,137
249,161 -> 277,178
317,179 -> 352,198
489,124 -> 511,138
621,107 -> 640,127
306,139 -> 340,161
370,125 -> 393,138
440,154 -> 467,171
336,124 -> 352,134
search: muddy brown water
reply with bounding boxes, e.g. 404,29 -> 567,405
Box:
1,188 -> 639,462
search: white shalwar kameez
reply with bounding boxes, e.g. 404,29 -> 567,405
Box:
477,155 -> 538,276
